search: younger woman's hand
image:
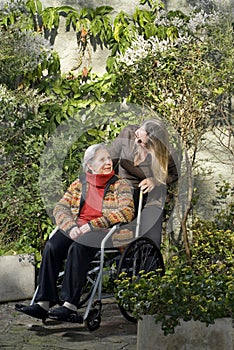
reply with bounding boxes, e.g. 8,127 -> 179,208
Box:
139,177 -> 156,193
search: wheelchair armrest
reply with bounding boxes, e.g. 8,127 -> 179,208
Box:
100,225 -> 118,250
49,226 -> 59,239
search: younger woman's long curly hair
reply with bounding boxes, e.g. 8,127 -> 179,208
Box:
142,118 -> 169,184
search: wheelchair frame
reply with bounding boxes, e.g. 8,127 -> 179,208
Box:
83,189 -> 144,325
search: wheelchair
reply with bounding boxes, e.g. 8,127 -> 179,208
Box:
31,191 -> 165,331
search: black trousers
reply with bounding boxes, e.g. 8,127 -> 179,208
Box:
132,187 -> 165,249
139,204 -> 163,248
35,230 -> 98,307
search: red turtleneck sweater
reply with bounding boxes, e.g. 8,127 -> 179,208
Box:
77,170 -> 115,226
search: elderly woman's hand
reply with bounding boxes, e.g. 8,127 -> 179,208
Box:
79,223 -> 91,234
69,227 -> 83,240
139,177 -> 156,193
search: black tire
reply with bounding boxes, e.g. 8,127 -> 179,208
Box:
86,309 -> 101,331
116,237 -> 164,323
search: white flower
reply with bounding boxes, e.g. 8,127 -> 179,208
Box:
116,8 -> 220,68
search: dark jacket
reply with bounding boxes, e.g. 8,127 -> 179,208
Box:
108,124 -> 179,209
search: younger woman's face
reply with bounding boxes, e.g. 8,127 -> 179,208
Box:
89,148 -> 113,174
134,127 -> 149,148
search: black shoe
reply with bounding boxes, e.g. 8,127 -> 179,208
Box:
15,303 -> 48,321
48,306 -> 83,323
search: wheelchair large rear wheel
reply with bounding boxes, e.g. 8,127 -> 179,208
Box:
116,236 -> 164,323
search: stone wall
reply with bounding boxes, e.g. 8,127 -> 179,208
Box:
194,131 -> 233,219
41,0 -> 141,75
39,0 -> 234,74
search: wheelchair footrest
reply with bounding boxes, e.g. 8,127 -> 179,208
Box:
49,312 -> 83,323
65,313 -> 83,323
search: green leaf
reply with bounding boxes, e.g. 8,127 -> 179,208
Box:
95,6 -> 113,16
58,6 -> 77,14
26,0 -> 37,15
35,0 -> 43,14
113,23 -> 122,42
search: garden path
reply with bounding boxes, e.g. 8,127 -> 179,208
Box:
0,298 -> 137,349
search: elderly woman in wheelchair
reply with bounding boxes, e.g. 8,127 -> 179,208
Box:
15,143 -> 135,322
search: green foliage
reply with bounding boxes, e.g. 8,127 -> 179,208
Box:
0,0 -> 171,74
0,0 -> 33,29
0,85 -> 55,257
211,180 -> 234,231
0,0 -> 233,265
113,8 -> 234,154
116,265 -> 233,335
190,227 -> 233,274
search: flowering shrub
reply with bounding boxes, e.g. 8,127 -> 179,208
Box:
115,203 -> 234,335
0,27 -> 54,88
115,7 -> 233,149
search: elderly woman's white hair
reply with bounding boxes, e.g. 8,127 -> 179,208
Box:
82,143 -> 108,172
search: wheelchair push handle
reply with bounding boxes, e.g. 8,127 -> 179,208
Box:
135,189 -> 143,238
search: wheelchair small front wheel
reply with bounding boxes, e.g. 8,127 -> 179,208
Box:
86,309 -> 101,331
116,236 -> 165,323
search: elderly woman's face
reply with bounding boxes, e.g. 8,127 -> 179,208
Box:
89,148 -> 113,174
